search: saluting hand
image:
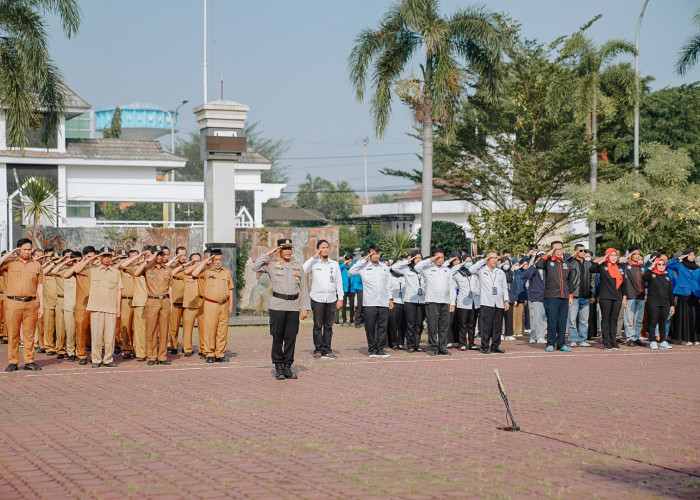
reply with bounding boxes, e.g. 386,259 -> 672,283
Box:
266,246 -> 282,257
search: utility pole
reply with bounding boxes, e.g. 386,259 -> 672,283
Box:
203,0 -> 208,104
362,137 -> 369,203
634,0 -> 649,173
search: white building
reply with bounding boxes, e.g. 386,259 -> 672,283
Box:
0,88 -> 284,248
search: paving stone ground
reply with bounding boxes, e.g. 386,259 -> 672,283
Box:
1,322 -> 699,499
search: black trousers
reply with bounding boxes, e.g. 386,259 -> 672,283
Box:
503,305 -> 514,337
310,299 -> 336,354
588,302 -> 598,339
598,298 -> 622,348
270,309 -> 299,364
355,290 -> 364,323
543,297 -> 568,349
342,292 -> 355,324
426,302 -> 450,353
479,306 -> 503,349
647,304 -> 671,342
456,307 -> 478,347
450,309 -> 459,343
363,306 -> 388,354
387,302 -> 404,348
404,302 -> 424,350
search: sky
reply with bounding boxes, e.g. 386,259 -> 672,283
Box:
47,0 -> 700,199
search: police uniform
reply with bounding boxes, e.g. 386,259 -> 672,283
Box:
86,248 -> 123,367
43,256 -> 65,356
197,250 -> 234,362
1,253 -> 45,371
251,239 -> 310,379
173,265 -> 199,356
62,268 -> 77,359
169,258 -> 186,353
141,246 -> 173,364
127,266 -> 148,360
50,260 -> 67,358
74,262 -> 94,362
117,250 -> 135,358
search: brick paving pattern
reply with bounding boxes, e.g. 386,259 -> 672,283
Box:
1,324 -> 699,499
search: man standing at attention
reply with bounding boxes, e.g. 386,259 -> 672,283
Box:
467,252 -> 509,354
536,241 -> 573,353
303,239 -> 343,359
566,243 -> 595,347
0,239 -> 45,372
252,239 -> 310,380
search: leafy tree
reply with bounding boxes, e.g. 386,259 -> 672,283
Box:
379,230 -> 417,259
296,174 -> 358,221
361,233 -> 382,252
0,0 -> 81,149
370,193 -> 400,203
676,9 -> 700,75
415,221 -> 469,255
581,142 -> 700,253
102,106 -> 122,138
349,0 -> 503,256
466,209 -> 537,256
97,202 -> 164,221
14,177 -> 59,249
338,225 -> 360,254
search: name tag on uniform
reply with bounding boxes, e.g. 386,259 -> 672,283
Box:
492,287 -> 498,295
469,291 -> 473,298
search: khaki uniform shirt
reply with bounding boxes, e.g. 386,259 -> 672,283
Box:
170,262 -> 185,304
63,277 -> 76,312
86,266 -> 123,314
121,268 -> 135,298
144,264 -> 172,297
251,254 -> 310,311
174,271 -> 200,309
1,258 -> 45,297
44,275 -> 58,309
0,270 -> 5,301
75,265 -> 95,309
126,265 -> 147,307
197,266 -> 234,302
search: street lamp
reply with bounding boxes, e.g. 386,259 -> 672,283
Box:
167,99 -> 188,224
634,0 -> 649,172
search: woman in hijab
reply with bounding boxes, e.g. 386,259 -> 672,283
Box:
447,251 -> 462,349
500,257 -> 516,341
643,256 -> 675,350
391,250 -> 425,352
589,248 -> 624,350
666,249 -> 699,345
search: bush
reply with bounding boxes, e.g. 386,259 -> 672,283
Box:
415,221 -> 470,255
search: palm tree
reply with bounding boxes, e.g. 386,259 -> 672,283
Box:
676,9 -> 700,76
555,17 -> 636,251
380,230 -> 417,260
0,0 -> 81,149
14,177 -> 59,249
348,0 -> 502,256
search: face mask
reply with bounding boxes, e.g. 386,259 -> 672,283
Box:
502,264 -> 511,271
212,263 -> 222,269
464,262 -> 473,269
584,257 -> 591,262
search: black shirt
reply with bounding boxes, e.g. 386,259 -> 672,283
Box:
589,262 -> 624,300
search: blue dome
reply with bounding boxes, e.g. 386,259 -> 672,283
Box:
95,103 -> 180,140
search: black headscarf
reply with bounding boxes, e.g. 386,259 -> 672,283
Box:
682,248 -> 699,270
408,250 -> 421,272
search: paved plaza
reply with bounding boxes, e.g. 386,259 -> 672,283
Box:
1,324 -> 699,499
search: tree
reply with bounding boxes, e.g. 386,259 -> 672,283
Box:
349,0 -> 503,256
296,174 -> 359,221
555,15 -> 637,250
415,221 -> 469,255
13,177 -> 59,249
379,230 -> 417,259
102,106 -> 122,138
338,225 -> 360,254
676,9 -> 700,76
0,0 -> 81,149
583,142 -> 700,252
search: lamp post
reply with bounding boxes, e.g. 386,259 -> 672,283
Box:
634,0 -> 649,172
167,100 -> 188,224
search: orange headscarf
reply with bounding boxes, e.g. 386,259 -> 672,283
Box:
605,248 -> 623,289
652,256 -> 668,275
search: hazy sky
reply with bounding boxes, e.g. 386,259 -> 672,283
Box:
47,0 -> 700,197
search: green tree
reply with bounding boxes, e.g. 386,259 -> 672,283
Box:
349,0 -> 503,257
379,230 -> 417,259
102,106 -> 122,138
14,177 -> 59,249
466,209 -> 537,255
0,0 -> 81,149
415,221 -> 469,255
338,225 -> 360,254
676,9 -> 700,75
296,174 -> 358,221
555,15 -> 637,249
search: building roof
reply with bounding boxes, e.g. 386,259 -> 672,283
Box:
393,186 -> 452,200
237,146 -> 272,165
0,139 -> 185,162
64,85 -> 91,111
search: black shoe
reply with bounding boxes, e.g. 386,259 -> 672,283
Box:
156,360 -> 171,365
275,363 -> 285,380
604,345 -> 614,350
68,355 -> 77,362
616,338 -> 624,344
78,359 -> 87,365
626,339 -> 634,346
122,353 -> 132,360
437,351 -> 451,356
491,347 -> 506,354
612,345 -> 621,350
283,363 -> 297,379
92,363 -> 100,368
170,348 -> 178,355
206,357 -> 215,364
184,352 -> 193,357
37,348 -> 46,354
427,350 -> 437,356
23,363 -> 42,371
47,351 -> 57,356
634,339 -> 647,347
136,357 -> 146,362
0,338 -> 7,344
57,354 -> 65,359
104,362 -> 117,367
215,357 -> 229,363
147,360 -> 155,366
198,353 -> 205,359
481,348 -> 491,354
5,364 -> 18,372
355,323 -> 363,328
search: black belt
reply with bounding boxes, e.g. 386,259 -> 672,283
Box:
122,296 -> 133,299
57,295 -> 64,298
147,295 -> 170,300
7,296 -> 35,302
199,295 -> 229,305
273,292 -> 299,301
173,302 -> 183,306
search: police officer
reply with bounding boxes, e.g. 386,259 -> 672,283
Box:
252,239 -> 310,380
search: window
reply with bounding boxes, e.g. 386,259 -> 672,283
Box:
6,114 -> 58,149
66,201 -> 93,218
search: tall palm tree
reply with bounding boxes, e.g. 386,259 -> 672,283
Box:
676,9 -> 700,76
14,176 -> 60,249
348,0 -> 502,256
555,17 -> 636,251
0,0 -> 81,149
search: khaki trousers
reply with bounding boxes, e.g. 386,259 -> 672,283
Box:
34,316 -> 45,350
119,298 -> 133,354
0,297 -> 5,339
43,300 -> 65,353
201,300 -> 229,358
5,299 -> 38,365
90,311 -> 116,365
181,308 -> 197,354
132,305 -> 146,359
513,302 -> 524,335
74,308 -> 91,360
63,308 -> 76,356
169,304 -> 184,350
145,298 -> 170,362
196,299 -> 205,354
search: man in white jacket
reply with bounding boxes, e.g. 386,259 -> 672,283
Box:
467,252 -> 510,354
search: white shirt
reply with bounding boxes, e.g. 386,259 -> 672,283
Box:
414,259 -> 457,305
390,273 -> 405,304
348,259 -> 393,307
390,260 -> 425,304
453,269 -> 481,309
466,259 -> 509,308
302,257 -> 344,303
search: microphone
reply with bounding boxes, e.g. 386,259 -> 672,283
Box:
494,368 -> 506,396
494,368 -> 520,431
